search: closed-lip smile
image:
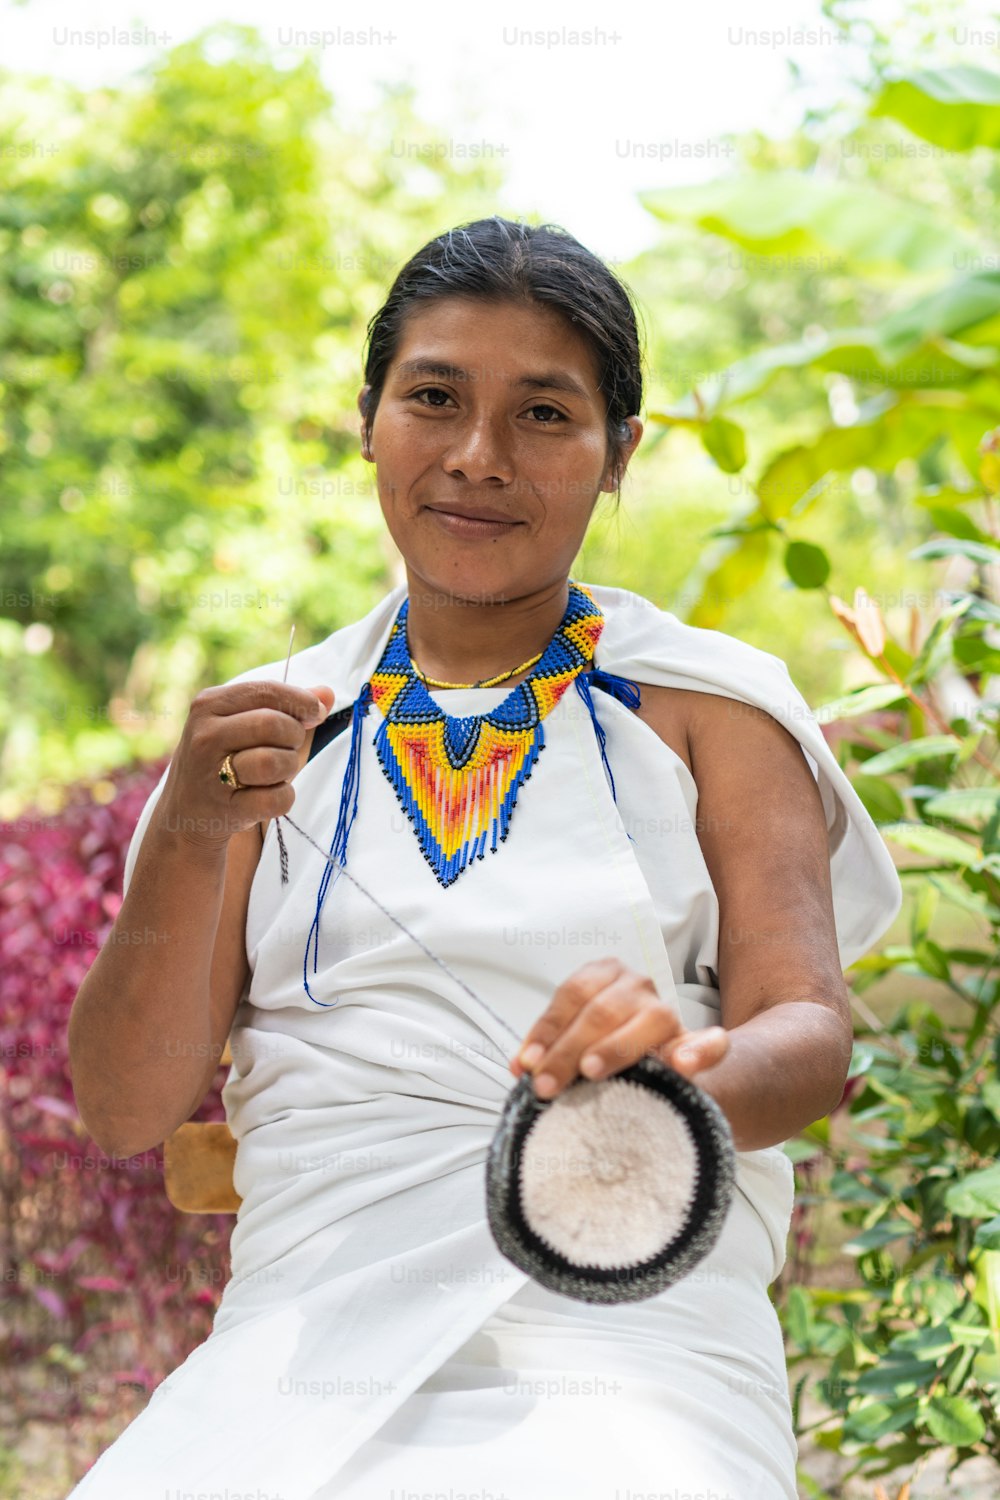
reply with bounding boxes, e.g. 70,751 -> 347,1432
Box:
426,504 -> 522,524
424,504 -> 524,535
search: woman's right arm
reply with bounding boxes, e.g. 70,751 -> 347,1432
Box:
67,678 -> 333,1160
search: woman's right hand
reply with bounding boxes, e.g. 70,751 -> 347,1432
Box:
152,680 -> 336,853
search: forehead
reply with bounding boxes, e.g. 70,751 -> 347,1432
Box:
388,296 -> 603,397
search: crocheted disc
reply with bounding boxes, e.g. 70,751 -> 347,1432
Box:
518,1076 -> 698,1267
486,1055 -> 736,1305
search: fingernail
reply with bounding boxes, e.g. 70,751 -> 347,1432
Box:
519,1043 -> 544,1069
674,1046 -> 698,1065
533,1073 -> 557,1098
580,1053 -> 604,1078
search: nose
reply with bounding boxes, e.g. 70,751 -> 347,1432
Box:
441,412 -> 516,486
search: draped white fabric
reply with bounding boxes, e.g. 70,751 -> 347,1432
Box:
67,582 -> 902,1500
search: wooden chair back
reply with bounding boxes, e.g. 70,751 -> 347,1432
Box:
163,1040 -> 242,1213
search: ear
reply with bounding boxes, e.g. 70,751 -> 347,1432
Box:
600,416 -> 643,493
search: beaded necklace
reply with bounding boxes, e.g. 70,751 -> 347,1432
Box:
289,580 -> 642,1006
370,578 -> 604,887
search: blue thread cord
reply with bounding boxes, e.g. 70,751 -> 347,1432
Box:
589,668 -> 642,712
573,669 -> 641,838
574,670 -> 639,799
303,684 -> 371,1006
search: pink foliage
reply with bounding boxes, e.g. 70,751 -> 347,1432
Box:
1,758 -> 234,1432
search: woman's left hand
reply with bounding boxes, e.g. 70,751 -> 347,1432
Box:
509,957 -> 729,1098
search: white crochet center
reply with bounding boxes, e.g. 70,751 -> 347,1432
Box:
518,1077 -> 699,1269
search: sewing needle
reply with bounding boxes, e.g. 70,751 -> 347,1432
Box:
282,623 -> 296,684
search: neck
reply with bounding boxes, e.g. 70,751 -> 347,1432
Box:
403,572 -> 573,688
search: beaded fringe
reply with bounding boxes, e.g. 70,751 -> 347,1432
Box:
373,714 -> 546,888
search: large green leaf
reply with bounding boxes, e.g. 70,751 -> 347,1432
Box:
856,1352 -> 941,1396
845,1397 -> 921,1441
974,1215 -> 1000,1250
784,539 -> 830,588
910,537 -> 1000,565
850,773 -> 906,823
814,684 -> 911,722
907,595 -> 979,687
641,171 -> 976,274
676,526 -> 774,628
647,328 -> 998,421
700,415 -> 747,473
861,736 -> 961,774
945,1164 -> 1000,1218
871,66 -> 1000,152
922,1391 -> 986,1445
880,822 -> 980,866
843,1219 -> 912,1254
877,272 -> 1000,359
923,787 -> 1000,820
755,397 -> 1000,519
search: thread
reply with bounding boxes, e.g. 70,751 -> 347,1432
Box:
281,811 -> 522,1057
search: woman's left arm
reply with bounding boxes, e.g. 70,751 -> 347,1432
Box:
679,688 -> 854,1152
511,688 -> 855,1154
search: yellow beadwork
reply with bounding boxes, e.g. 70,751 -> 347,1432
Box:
409,648 -> 544,691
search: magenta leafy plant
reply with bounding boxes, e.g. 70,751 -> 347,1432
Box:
1,758 -> 234,1456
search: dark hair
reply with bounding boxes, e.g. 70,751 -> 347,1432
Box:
360,216 -> 646,502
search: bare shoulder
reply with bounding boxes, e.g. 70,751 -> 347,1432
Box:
681,688 -> 812,785
633,683 -> 816,793
630,683 -> 699,778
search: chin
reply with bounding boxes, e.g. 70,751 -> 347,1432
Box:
405,553 -> 531,607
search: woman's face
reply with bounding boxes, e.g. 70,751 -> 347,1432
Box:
358,296 -> 642,604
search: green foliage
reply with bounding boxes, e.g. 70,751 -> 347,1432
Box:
0,25 -> 507,806
871,65 -> 1000,150
640,62 -> 1000,630
778,468 -> 1000,1486
633,37 -> 1000,1491
641,168 -> 976,274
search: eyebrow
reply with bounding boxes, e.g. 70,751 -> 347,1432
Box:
394,358 -> 591,401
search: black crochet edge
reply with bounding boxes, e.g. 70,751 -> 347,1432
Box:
485,1054 -> 737,1305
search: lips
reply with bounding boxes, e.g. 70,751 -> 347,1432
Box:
426,504 -> 521,525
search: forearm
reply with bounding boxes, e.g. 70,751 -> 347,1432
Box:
68,821 -> 228,1158
689,1000 -> 853,1153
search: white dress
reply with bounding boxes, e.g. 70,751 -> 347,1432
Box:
66,581 -> 902,1500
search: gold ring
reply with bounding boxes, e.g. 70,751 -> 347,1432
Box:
218,752 -> 245,790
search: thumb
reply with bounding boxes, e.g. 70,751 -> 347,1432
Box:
663,1026 -> 728,1078
308,685 -> 336,716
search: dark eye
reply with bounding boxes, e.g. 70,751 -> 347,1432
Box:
408,388 -> 566,424
411,386 -> 454,408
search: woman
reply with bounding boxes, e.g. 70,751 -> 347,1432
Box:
68,216 -> 902,1500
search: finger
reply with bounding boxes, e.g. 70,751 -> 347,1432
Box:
196,679 -> 333,729
528,974 -> 677,1100
222,745 -> 304,790
572,1003 -> 689,1083
511,958 -> 627,1077
651,1026 -> 730,1079
197,705 -> 324,759
163,776 -> 297,847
